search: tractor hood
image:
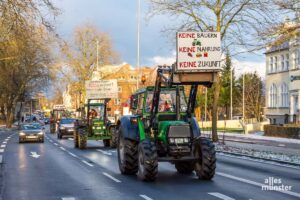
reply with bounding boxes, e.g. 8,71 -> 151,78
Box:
158,121 -> 189,143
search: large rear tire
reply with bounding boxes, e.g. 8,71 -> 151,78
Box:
175,162 -> 194,174
194,137 -> 216,180
117,130 -> 138,175
74,130 -> 79,148
78,130 -> 87,150
137,140 -> 158,181
110,127 -> 117,148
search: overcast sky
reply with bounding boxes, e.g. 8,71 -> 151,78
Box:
52,0 -> 267,77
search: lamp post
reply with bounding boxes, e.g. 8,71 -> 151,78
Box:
136,0 -> 141,90
230,67 -> 233,120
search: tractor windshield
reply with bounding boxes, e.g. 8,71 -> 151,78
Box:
145,90 -> 187,112
89,105 -> 105,120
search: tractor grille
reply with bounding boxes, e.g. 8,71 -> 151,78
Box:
168,125 -> 191,138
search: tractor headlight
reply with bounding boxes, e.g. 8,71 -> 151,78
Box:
169,137 -> 189,144
60,126 -> 65,130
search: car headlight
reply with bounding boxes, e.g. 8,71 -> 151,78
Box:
19,132 -> 25,136
38,132 -> 44,135
60,127 -> 65,130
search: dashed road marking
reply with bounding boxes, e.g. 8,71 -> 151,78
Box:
278,144 -> 285,147
1,145 -> 6,148
60,147 -> 66,151
208,192 -> 235,200
4,138 -> 8,141
139,194 -> 153,200
0,149 -> 4,153
217,172 -> 300,198
54,143 -> 58,146
81,160 -> 94,167
49,140 -> 53,143
0,155 -> 2,163
61,197 -> 75,200
96,149 -> 112,156
68,152 -> 78,158
3,141 -> 7,144
102,172 -> 121,183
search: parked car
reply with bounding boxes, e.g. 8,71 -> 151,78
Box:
57,118 -> 76,139
44,118 -> 50,124
19,123 -> 45,143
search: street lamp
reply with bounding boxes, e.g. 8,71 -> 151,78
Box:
136,0 -> 141,90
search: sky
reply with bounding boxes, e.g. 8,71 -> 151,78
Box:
52,0 -> 267,77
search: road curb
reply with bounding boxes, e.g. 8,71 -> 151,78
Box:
217,150 -> 300,167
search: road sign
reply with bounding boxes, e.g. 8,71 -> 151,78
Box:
53,104 -> 65,110
85,80 -> 118,99
176,32 -> 221,72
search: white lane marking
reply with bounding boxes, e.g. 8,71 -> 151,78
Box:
0,155 -> 2,163
139,194 -> 153,200
81,160 -> 94,167
68,138 -> 74,141
102,172 -> 121,183
217,172 -> 300,198
68,152 -> 78,158
96,149 -> 112,156
219,153 -> 300,170
30,152 -> 40,159
278,144 -> 285,147
1,145 -> 6,148
0,149 -> 4,153
60,147 -> 66,151
2,141 -> 7,144
4,139 -> 9,141
208,192 -> 235,200
49,140 -> 53,143
54,143 -> 58,146
61,197 -> 75,200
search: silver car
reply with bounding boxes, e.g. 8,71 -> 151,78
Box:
19,123 -> 45,143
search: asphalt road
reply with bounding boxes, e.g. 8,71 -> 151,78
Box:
0,128 -> 299,200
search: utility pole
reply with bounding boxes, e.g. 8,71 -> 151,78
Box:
230,67 -> 233,120
205,87 -> 207,121
136,0 -> 141,90
242,73 -> 245,121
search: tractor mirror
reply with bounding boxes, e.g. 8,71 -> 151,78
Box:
130,95 -> 138,110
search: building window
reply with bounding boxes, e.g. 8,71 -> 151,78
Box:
274,56 -> 278,72
118,86 -> 122,92
269,83 -> 277,107
280,83 -> 288,107
114,99 -> 120,105
286,54 -> 289,70
270,57 -> 273,72
281,55 -> 285,71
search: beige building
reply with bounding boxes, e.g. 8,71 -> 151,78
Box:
265,17 -> 300,124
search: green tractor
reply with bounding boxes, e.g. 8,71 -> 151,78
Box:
50,106 -> 66,134
74,99 -> 117,149
116,66 -> 216,181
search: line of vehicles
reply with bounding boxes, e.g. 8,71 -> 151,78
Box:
17,64 -> 217,182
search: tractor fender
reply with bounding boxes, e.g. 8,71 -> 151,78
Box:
191,117 -> 201,138
117,116 -> 139,141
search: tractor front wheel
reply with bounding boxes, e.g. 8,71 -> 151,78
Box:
117,130 -> 138,175
110,127 -> 117,148
175,162 -> 194,174
103,139 -> 111,147
137,140 -> 158,181
74,130 -> 79,148
78,131 -> 87,150
194,137 -> 216,180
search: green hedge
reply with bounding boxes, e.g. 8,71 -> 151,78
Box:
264,125 -> 300,139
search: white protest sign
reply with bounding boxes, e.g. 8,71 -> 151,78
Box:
176,32 -> 221,72
53,104 -> 65,110
85,80 -> 118,99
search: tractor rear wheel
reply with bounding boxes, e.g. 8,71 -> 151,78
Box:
137,140 -> 158,181
78,130 -> 87,150
74,130 -> 79,148
194,137 -> 216,180
117,130 -> 138,175
175,162 -> 194,174
103,139 -> 110,147
110,127 -> 117,148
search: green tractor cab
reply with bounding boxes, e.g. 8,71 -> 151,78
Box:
116,66 -> 217,181
74,101 -> 117,149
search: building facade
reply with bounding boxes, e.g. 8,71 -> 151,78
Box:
265,18 -> 300,124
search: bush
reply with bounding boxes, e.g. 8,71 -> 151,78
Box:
264,125 -> 300,139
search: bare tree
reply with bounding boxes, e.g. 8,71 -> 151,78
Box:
60,23 -> 119,99
149,0 -> 294,141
